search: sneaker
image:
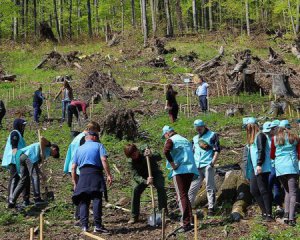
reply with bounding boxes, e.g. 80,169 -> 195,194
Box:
207,208 -> 215,217
263,215 -> 274,222
128,217 -> 138,224
82,226 -> 88,232
34,198 -> 47,206
283,212 -> 289,224
289,220 -> 296,227
94,226 -> 110,235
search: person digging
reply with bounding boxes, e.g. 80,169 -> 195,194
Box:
124,144 -> 168,224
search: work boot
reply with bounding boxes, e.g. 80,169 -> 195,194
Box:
128,217 -> 138,224
7,201 -> 16,209
94,226 -> 111,235
207,208 -> 215,217
34,198 -> 47,206
283,212 -> 289,224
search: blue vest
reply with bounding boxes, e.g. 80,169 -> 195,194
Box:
274,136 -> 298,176
166,134 -> 199,178
20,143 -> 51,164
193,130 -> 215,168
2,130 -> 26,168
248,132 -> 271,176
64,132 -> 85,174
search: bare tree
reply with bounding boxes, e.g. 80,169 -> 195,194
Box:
297,0 -> 300,33
164,0 -> 173,37
59,0 -> 64,38
141,0 -> 148,46
288,0 -> 297,36
87,0 -> 92,37
175,0 -> 184,34
53,0 -> 61,39
69,0 -> 72,39
208,0 -> 213,31
245,0 -> 250,36
77,0 -> 81,36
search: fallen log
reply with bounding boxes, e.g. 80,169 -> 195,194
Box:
267,47 -> 285,65
194,46 -> 224,73
0,74 -> 16,81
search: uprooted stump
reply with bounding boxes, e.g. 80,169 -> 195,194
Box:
39,21 -> 58,43
194,46 -> 224,73
101,109 -> 138,140
272,74 -> 297,97
152,38 -> 176,55
148,57 -> 167,68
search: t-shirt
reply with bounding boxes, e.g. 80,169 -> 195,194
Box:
196,82 -> 209,96
21,143 -> 51,164
70,100 -> 87,114
73,140 -> 107,169
63,89 -> 70,101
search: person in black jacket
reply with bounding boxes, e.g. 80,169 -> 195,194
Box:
33,86 -> 45,123
0,100 -> 6,128
165,85 -> 179,123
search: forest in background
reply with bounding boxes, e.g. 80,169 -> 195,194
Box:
0,0 -> 300,44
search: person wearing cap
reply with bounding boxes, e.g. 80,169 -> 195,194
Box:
8,137 -> 60,207
267,120 -> 284,215
72,131 -> 112,233
188,119 -> 220,216
195,75 -> 209,113
124,144 -> 168,224
64,121 -> 101,221
33,86 -> 45,123
270,120 -> 300,226
67,100 -> 88,127
162,125 -> 198,232
244,117 -> 273,221
2,119 -> 29,207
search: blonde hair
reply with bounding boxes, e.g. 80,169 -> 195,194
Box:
246,123 -> 260,145
275,127 -> 298,146
85,121 -> 100,133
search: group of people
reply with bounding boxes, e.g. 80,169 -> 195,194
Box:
2,118 -> 60,208
244,118 -> 300,226
165,75 -> 209,123
32,81 -> 88,127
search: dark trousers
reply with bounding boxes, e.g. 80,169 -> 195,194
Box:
278,174 -> 299,221
8,164 -> 30,203
10,154 -> 41,203
168,104 -> 179,123
250,172 -> 272,215
173,173 -> 193,228
80,193 -> 103,228
131,172 -> 168,218
0,110 -> 5,127
199,95 -> 207,112
33,105 -> 42,122
268,166 -> 283,206
67,105 -> 79,127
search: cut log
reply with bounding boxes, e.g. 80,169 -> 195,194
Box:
0,74 -> 16,81
108,33 -> 121,47
267,47 -> 285,65
194,46 -> 224,73
228,49 -> 252,80
272,74 -> 297,97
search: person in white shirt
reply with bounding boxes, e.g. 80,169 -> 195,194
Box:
195,76 -> 209,113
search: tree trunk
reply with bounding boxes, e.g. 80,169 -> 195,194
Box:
69,0 -> 72,39
87,0 -> 92,37
175,0 -> 183,35
288,0 -> 297,36
33,0 -> 37,35
245,0 -> 250,36
164,0 -> 173,37
77,0 -> 81,36
131,0 -> 136,28
53,0 -> 61,39
202,0 -> 207,30
150,0 -> 157,37
121,0 -> 124,36
296,0 -> 300,33
208,0 -> 213,31
192,0 -> 197,32
59,0 -> 64,38
94,0 -> 99,35
141,0 -> 148,46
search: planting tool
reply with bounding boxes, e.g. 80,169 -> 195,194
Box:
146,150 -> 162,227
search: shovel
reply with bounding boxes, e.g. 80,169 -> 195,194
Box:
146,154 -> 162,227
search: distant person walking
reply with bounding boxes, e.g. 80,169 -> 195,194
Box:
195,75 -> 209,113
55,80 -> 73,123
33,86 -> 45,123
165,85 -> 179,123
0,100 -> 6,128
67,100 -> 88,128
270,120 -> 300,226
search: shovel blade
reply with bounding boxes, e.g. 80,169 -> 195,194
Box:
147,213 -> 162,226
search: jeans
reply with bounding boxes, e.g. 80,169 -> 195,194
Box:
188,165 -> 216,209
199,95 -> 207,112
10,154 -> 41,203
268,166 -> 283,206
62,100 -> 71,121
131,172 -> 168,218
80,193 -> 103,228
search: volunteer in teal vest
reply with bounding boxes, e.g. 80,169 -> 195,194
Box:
162,125 -> 198,233
2,119 -> 30,206
244,117 -> 273,222
8,137 -> 60,207
188,119 -> 220,216
270,120 -> 300,226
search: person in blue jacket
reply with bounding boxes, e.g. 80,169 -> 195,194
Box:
188,119 -> 220,216
244,117 -> 273,221
162,125 -> 198,232
2,119 -> 29,207
33,86 -> 45,123
270,120 -> 300,226
8,137 -> 60,207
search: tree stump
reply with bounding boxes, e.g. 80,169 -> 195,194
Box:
272,74 -> 297,97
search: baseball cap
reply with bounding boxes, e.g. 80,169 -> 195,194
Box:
161,125 -> 174,139
279,120 -> 291,129
194,119 -> 205,127
262,121 -> 272,133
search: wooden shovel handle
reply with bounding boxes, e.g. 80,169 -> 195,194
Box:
146,155 -> 155,210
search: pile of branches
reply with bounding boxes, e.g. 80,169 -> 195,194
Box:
0,64 -> 16,82
148,56 -> 167,67
151,38 -> 176,55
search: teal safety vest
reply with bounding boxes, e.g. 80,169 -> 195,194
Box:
2,130 -> 26,168
64,132 -> 85,174
20,143 -> 51,164
248,132 -> 272,176
274,136 -> 298,176
166,134 -> 199,178
193,130 -> 215,168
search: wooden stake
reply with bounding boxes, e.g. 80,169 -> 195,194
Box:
8,90 -> 11,101
226,85 -> 229,96
297,109 -> 299,119
30,227 -> 34,240
288,105 -> 292,117
194,214 -> 198,240
262,105 -> 265,112
13,87 -> 15,100
40,213 -> 43,240
251,104 -> 254,113
81,232 -> 106,240
179,104 -> 182,113
259,88 -> 262,97
46,100 -> 50,120
216,83 -> 220,97
207,89 -> 210,113
162,208 -> 166,240
269,91 -> 272,101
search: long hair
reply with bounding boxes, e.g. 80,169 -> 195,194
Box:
275,127 -> 299,146
246,124 -> 260,145
63,80 -> 71,90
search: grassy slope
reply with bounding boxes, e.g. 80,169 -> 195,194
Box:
0,34 -> 300,239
